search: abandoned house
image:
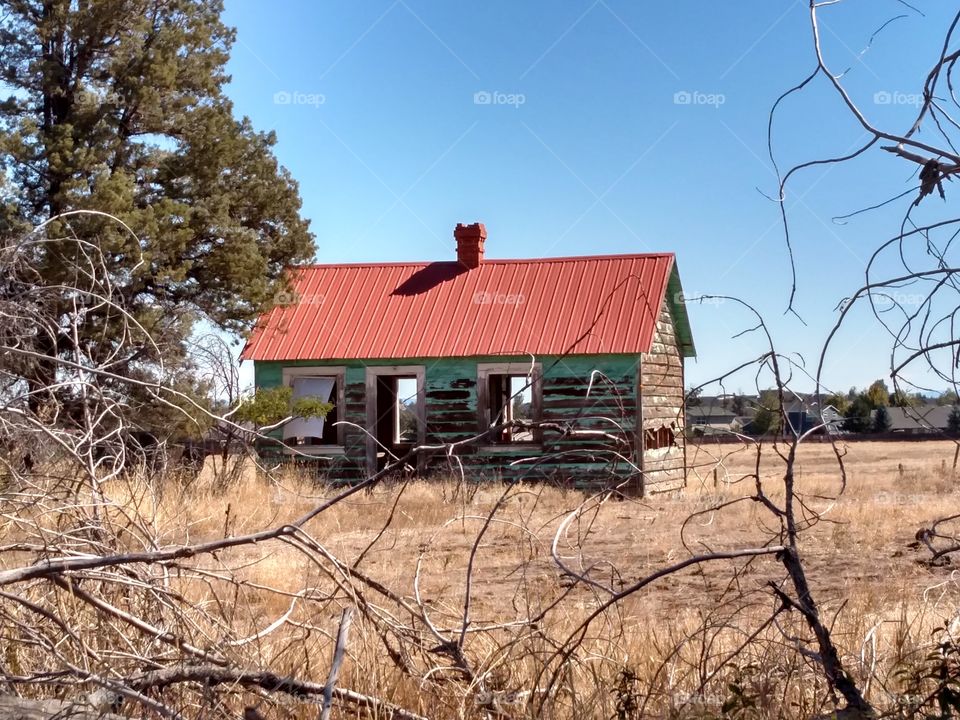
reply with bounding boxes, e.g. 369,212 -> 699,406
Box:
240,222 -> 696,493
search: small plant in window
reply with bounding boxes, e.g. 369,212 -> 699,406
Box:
235,386 -> 332,429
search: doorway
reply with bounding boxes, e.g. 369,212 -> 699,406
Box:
365,366 -> 426,475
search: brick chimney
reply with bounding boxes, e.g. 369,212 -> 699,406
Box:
454,222 -> 486,269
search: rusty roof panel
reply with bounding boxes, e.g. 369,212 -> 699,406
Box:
241,253 -> 677,361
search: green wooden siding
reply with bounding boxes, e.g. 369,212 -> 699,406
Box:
253,354 -> 660,490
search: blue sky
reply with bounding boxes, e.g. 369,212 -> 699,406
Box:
223,1 -> 958,396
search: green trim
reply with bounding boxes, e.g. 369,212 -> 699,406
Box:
666,262 -> 696,358
253,354 -> 645,377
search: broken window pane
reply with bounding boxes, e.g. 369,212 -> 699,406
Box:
644,423 -> 677,450
283,376 -> 336,445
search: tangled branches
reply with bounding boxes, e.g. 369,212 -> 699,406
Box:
0,218 -> 904,719
0,164 -> 957,720
759,2 -> 960,570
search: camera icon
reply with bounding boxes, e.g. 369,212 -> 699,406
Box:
473,291 -> 491,304
873,90 -> 892,105
673,90 -> 692,105
273,91 -> 292,105
473,91 -> 492,105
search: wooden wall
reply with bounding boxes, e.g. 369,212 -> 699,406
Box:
638,301 -> 687,492
254,338 -> 687,493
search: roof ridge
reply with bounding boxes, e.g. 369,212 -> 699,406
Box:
292,252 -> 676,270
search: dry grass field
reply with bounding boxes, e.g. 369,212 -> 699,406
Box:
162,440 -> 960,718
5,439 -> 960,718
195,439 -> 957,615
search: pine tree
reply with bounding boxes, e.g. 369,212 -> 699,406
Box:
0,0 -> 314,432
843,395 -> 873,433
948,407 -> 960,437
750,390 -> 782,436
872,405 -> 891,433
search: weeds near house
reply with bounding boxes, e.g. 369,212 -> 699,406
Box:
3,443 -> 960,718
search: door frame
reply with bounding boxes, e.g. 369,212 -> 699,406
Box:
365,365 -> 427,476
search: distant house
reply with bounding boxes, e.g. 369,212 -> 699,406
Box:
709,394 -> 842,437
881,405 -> 953,434
686,404 -> 740,434
784,399 -> 844,436
241,223 -> 696,493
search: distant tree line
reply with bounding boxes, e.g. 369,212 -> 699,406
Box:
689,382 -> 960,437
825,380 -> 960,435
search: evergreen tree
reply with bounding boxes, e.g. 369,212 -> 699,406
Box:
872,405 -> 891,433
750,390 -> 782,436
948,406 -> 960,437
843,395 -> 873,433
0,0 -> 314,432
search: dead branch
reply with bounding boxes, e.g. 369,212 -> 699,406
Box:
125,664 -> 428,720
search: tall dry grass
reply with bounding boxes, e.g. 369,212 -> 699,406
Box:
3,440 -> 959,718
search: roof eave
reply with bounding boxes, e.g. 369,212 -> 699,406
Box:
665,261 -> 696,358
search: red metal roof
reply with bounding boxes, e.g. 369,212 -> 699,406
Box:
241,253 -> 679,361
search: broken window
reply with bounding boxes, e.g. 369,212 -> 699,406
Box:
477,364 -> 542,444
644,423 -> 677,450
281,367 -> 345,448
